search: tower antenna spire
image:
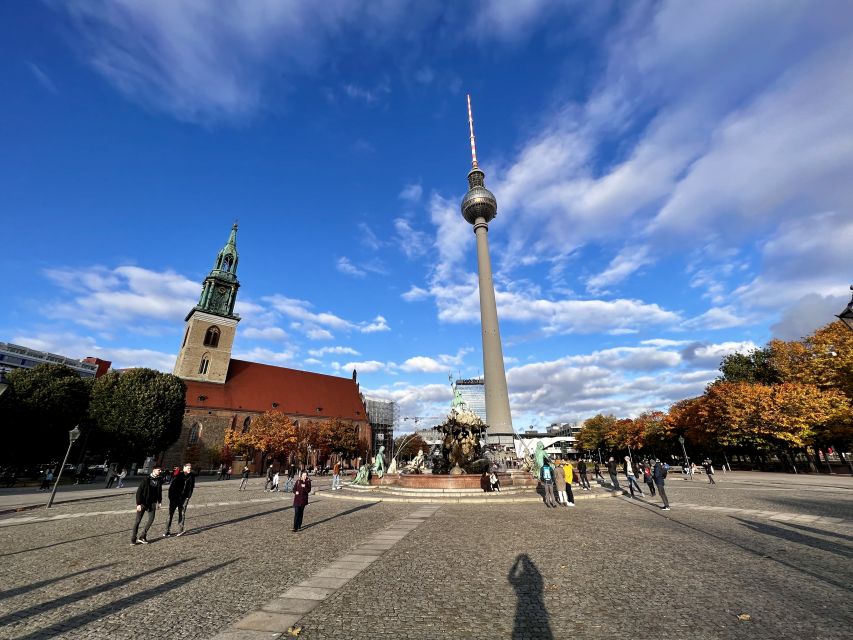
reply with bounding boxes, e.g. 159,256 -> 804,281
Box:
467,94 -> 479,169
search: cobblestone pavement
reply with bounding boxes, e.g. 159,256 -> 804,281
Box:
0,475 -> 850,639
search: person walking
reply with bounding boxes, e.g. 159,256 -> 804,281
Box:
606,457 -> 620,490
272,471 -> 280,492
226,466 -> 232,480
653,459 -> 671,511
239,464 -> 250,491
539,461 -> 558,508
39,469 -> 53,492
624,456 -> 644,498
703,459 -> 716,484
264,464 -> 274,492
131,467 -> 163,545
577,459 -> 591,491
104,467 -> 116,489
332,460 -> 341,490
292,471 -> 312,532
217,463 -> 226,481
642,460 -> 656,496
593,460 -> 604,481
117,468 -> 127,488
554,462 -> 567,506
164,463 -> 195,537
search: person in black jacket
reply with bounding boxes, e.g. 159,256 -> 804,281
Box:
131,467 -> 163,545
164,463 -> 195,537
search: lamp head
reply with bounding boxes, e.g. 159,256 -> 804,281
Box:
69,426 -> 81,443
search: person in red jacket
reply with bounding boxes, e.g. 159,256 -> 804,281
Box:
292,471 -> 312,532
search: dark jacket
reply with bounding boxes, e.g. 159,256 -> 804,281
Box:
292,478 -> 312,507
652,462 -> 667,484
136,475 -> 163,507
607,460 -> 618,475
577,461 -> 587,474
241,467 -> 250,479
168,472 -> 195,503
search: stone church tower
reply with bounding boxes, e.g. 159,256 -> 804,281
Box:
173,224 -> 240,383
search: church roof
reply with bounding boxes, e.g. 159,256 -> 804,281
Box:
183,359 -> 367,421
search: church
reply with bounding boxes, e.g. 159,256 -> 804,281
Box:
161,224 -> 371,471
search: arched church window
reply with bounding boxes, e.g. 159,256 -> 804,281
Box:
188,423 -> 202,445
242,417 -> 251,433
203,326 -> 220,348
198,354 -> 210,375
223,255 -> 233,272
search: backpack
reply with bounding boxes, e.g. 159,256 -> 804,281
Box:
660,465 -> 668,479
542,466 -> 552,481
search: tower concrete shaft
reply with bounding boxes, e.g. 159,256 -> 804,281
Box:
460,95 -> 514,445
473,218 -> 514,444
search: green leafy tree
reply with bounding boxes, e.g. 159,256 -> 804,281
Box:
0,365 -> 90,465
718,347 -> 780,385
90,369 -> 186,461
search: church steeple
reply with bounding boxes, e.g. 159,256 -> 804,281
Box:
173,223 -> 242,384
194,224 -> 240,320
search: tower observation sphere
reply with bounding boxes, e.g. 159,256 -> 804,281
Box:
461,168 -> 497,225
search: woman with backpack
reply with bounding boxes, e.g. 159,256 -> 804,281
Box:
653,459 -> 670,511
642,460 -> 656,496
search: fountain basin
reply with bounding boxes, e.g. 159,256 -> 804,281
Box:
368,472 -> 536,490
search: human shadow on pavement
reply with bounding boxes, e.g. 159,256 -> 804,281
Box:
181,504 -> 292,537
0,558 -> 193,627
778,520 -> 853,543
508,554 -> 553,640
11,559 -> 237,640
0,563 -> 116,602
0,529 -> 131,558
298,502 -> 377,531
731,517 -> 853,560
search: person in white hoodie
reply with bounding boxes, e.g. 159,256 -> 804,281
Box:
623,456 -> 644,498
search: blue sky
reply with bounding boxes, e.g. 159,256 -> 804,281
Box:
2,1 -> 851,430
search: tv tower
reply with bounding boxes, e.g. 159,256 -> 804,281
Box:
460,95 -> 514,446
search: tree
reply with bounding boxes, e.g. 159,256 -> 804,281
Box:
0,364 -> 91,465
771,321 -> 853,400
577,414 -> 616,451
394,434 -> 428,460
238,411 -> 297,464
634,410 -> 671,450
718,347 -> 780,385
328,418 -> 360,459
90,368 -> 186,461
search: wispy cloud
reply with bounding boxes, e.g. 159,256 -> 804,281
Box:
26,62 -> 57,93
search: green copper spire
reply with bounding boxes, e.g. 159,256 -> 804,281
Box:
191,223 -> 241,320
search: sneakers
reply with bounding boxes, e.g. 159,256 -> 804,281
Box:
162,532 -> 170,538
138,537 -> 149,544
176,527 -> 186,537
131,540 -> 140,546
661,506 -> 671,511
567,502 -> 575,507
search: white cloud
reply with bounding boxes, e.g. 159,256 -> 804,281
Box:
361,315 -> 390,333
242,326 -> 288,341
679,341 -> 758,369
27,62 -> 57,93
13,332 -> 176,371
43,265 -> 198,330
400,356 -> 445,373
336,256 -> 366,277
233,347 -> 295,365
399,183 -> 423,203
307,346 -> 361,358
585,245 -> 652,293
394,218 -> 430,259
339,360 -> 387,374
401,285 -> 429,302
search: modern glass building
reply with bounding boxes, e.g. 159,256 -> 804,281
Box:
455,377 -> 487,423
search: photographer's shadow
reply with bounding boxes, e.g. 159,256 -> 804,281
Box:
508,553 -> 553,640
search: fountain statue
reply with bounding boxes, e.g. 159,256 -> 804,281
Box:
429,375 -> 490,475
372,445 -> 386,478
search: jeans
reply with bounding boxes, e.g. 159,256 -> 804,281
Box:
609,473 -> 621,490
578,473 -> 590,489
239,477 -> 249,491
166,498 -> 189,533
132,505 -> 156,542
332,473 -> 341,490
645,480 -> 656,496
626,475 -> 644,496
543,483 -> 556,506
655,482 -> 670,507
293,504 -> 306,530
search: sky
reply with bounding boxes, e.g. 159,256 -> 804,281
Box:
2,1 -> 852,432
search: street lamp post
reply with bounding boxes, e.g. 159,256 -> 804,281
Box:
678,435 -> 692,480
47,425 -> 81,509
836,285 -> 853,331
0,370 -> 9,398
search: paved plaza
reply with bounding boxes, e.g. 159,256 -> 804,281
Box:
0,472 -> 851,639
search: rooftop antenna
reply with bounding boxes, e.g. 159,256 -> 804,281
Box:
467,94 -> 479,169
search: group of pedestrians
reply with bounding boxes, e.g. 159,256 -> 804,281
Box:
539,455 -> 672,511
130,463 -> 195,545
